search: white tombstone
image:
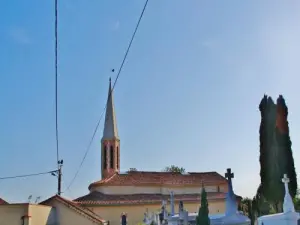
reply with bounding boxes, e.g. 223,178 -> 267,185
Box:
183,210 -> 189,225
257,174 -> 300,225
165,169 -> 250,225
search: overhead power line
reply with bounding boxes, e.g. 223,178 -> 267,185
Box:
54,0 -> 60,166
65,0 -> 150,192
0,170 -> 58,180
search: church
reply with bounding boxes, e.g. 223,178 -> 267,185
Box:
73,79 -> 242,225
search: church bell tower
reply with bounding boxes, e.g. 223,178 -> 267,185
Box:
101,78 -> 120,179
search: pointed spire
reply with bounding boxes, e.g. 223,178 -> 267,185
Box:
102,78 -> 119,140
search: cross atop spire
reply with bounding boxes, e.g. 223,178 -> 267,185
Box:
102,78 -> 119,140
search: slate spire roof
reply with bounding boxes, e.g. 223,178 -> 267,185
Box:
102,78 -> 119,140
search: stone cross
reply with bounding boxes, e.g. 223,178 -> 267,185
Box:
170,191 -> 175,216
179,201 -> 184,221
282,174 -> 295,213
179,201 -> 184,213
225,168 -> 234,183
121,213 -> 127,225
143,209 -> 148,223
225,168 -> 237,216
282,174 -> 290,191
183,210 -> 189,225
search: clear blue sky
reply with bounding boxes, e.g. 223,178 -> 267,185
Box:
0,0 -> 300,203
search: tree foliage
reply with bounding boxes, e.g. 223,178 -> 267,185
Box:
276,96 -> 297,198
293,190 -> 300,211
196,187 -> 210,225
163,165 -> 185,173
257,95 -> 297,212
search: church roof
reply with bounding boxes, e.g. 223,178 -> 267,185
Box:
102,78 -> 119,140
40,195 -> 106,224
75,192 -> 228,206
89,171 -> 227,189
0,198 -> 8,204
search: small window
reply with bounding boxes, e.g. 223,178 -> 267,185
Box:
217,186 -> 220,192
110,146 -> 114,169
103,146 -> 107,169
116,147 -> 119,169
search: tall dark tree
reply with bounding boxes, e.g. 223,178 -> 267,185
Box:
258,96 -> 280,205
196,187 -> 210,225
258,95 -> 268,200
258,95 -> 297,212
276,95 -> 297,197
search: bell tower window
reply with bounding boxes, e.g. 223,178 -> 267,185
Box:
116,146 -> 119,169
103,145 -> 107,169
110,146 -> 114,169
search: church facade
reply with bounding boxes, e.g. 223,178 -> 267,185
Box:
74,79 -> 241,225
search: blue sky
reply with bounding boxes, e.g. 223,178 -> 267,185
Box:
0,0 -> 300,203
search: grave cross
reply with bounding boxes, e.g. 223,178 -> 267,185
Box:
281,174 -> 295,213
282,174 -> 290,184
282,174 -> 290,196
225,168 -> 234,182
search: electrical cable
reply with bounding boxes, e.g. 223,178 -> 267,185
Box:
0,170 -> 58,180
65,0 -> 149,192
55,0 -> 60,167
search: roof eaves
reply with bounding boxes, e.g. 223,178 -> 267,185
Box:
40,195 -> 105,224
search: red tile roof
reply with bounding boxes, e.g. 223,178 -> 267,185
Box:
40,195 -> 106,224
75,192 -> 228,206
0,198 -> 8,205
89,171 -> 227,189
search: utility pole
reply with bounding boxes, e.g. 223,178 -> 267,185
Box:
57,159 -> 63,196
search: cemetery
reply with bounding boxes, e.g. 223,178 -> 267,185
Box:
141,170 -> 299,225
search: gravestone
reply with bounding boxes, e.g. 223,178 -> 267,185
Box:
225,168 -> 237,216
170,191 -> 175,216
160,200 -> 167,224
221,168 -> 251,225
178,201 -> 185,225
179,201 -> 184,214
121,213 -> 127,225
257,174 -> 300,225
282,174 -> 295,213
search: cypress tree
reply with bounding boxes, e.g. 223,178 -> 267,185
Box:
258,95 -> 268,199
258,96 -> 278,203
196,187 -> 210,225
276,95 -> 297,198
258,96 -> 283,210
258,95 -> 297,211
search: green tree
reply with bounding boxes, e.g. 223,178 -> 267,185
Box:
276,96 -> 297,198
246,199 -> 254,225
293,190 -> 300,211
258,96 -> 273,204
260,96 -> 281,204
163,165 -> 185,173
196,187 -> 210,225
257,95 -> 298,212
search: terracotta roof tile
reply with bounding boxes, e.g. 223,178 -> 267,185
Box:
40,195 -> 105,224
75,192 -> 227,205
0,198 -> 8,204
89,171 -> 227,189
